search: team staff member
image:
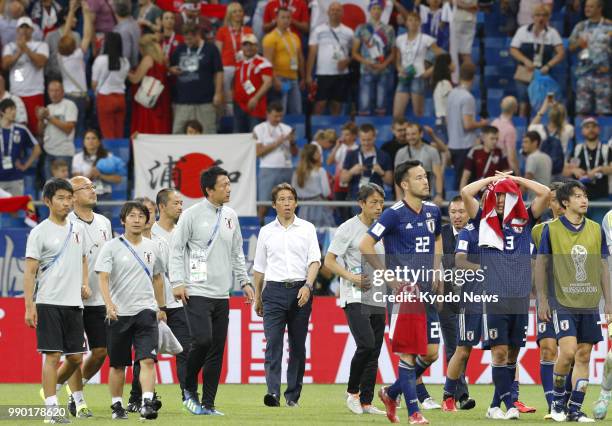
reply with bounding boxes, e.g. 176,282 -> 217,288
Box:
170,166 -> 254,416
324,183 -> 386,416
24,178 -> 90,424
96,201 -> 166,421
253,183 -> 321,408
65,176 -> 112,418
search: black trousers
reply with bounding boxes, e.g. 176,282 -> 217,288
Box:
344,303 -> 386,405
439,310 -> 470,401
449,148 -> 471,190
184,296 -> 229,408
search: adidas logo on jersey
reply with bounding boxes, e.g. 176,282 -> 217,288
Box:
406,223 -> 413,229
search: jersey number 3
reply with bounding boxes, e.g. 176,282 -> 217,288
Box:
505,236 -> 514,250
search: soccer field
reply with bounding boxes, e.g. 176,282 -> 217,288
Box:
0,384 -> 605,424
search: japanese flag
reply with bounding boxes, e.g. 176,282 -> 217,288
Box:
310,0 -> 393,31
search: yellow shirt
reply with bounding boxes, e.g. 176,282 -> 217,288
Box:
263,29 -> 301,80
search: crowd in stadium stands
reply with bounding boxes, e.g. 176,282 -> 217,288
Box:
0,0 -> 610,226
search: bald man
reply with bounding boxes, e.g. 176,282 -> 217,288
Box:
63,176 -> 112,418
491,96 -> 519,175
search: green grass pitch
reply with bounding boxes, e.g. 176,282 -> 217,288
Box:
0,384 -> 606,424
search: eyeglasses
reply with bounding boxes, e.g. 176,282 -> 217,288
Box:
74,184 -> 96,192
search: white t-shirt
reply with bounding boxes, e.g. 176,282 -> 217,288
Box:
91,54 -> 130,95
433,79 -> 453,118
2,40 -> 49,97
396,33 -> 435,76
59,49 -> 88,94
309,23 -> 354,76
151,222 -> 182,309
25,218 -> 86,307
253,121 -> 293,168
0,91 -> 27,124
510,25 -> 562,59
43,98 -> 78,156
72,151 -> 114,195
453,0 -> 477,23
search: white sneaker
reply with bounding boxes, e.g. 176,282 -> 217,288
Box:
551,407 -> 567,422
346,393 -> 363,414
362,405 -> 386,415
421,397 -> 441,410
593,390 -> 611,420
505,407 -> 520,420
487,407 -> 507,420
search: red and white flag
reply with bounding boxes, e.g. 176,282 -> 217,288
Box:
310,0 -> 393,31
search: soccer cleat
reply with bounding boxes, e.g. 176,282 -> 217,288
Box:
110,402 -> 128,420
514,400 -> 537,413
421,397 -> 441,410
75,404 -> 93,418
263,393 -> 280,407
182,392 -> 204,415
551,402 -> 567,422
486,406 -> 507,420
593,391 -> 611,420
65,388 -> 76,418
126,400 -> 141,413
346,393 -> 363,414
441,397 -> 457,412
459,397 -> 476,410
568,411 -> 595,423
378,386 -> 400,423
202,407 -> 225,416
140,398 -> 158,420
286,401 -> 299,408
44,414 -> 71,424
505,407 -> 520,420
362,404 -> 386,415
409,412 -> 429,424
152,393 -> 162,411
544,414 -> 553,420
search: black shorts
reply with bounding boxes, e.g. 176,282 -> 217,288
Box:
106,309 -> 158,368
315,75 -> 349,103
83,305 -> 107,349
36,304 -> 87,354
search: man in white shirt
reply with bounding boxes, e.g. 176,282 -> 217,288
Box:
38,80 -> 77,180
254,102 -> 298,225
253,182 -> 321,408
1,16 -> 49,135
0,75 -> 27,125
306,1 -> 354,115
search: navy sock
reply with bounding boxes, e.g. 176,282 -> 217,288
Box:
492,364 -> 510,409
568,379 -> 588,414
416,383 -> 430,403
500,364 -> 515,410
507,363 -> 518,405
540,361 -> 555,410
564,369 -> 573,407
415,356 -> 432,379
443,378 -> 459,399
491,389 -> 500,408
552,372 -> 567,408
387,379 -> 401,400
398,360 -> 419,416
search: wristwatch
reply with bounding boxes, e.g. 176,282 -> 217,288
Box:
241,282 -> 254,290
303,282 -> 314,292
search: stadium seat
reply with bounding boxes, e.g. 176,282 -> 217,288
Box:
484,38 -> 514,68
310,115 -> 350,139
284,114 -> 307,140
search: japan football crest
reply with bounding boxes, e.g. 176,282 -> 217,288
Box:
560,320 -> 569,331
489,328 -> 498,340
538,322 -> 547,333
467,331 -> 474,341
426,219 -> 435,234
144,251 -> 153,264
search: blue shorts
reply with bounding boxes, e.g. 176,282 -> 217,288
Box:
536,318 -> 556,343
552,309 -> 603,344
257,167 -> 293,201
457,309 -> 483,347
426,304 -> 441,344
396,76 -> 426,96
484,314 -> 528,347
515,80 -> 529,103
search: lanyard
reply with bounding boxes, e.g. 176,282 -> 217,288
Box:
187,42 -> 204,57
277,29 -> 297,57
405,33 -> 423,65
329,26 -> 346,54
241,58 -> 256,82
0,125 -> 14,158
41,222 -> 73,272
357,149 -> 377,170
266,122 -> 284,139
163,32 -> 176,57
229,26 -> 244,54
119,236 -> 152,281
203,206 -> 223,261
583,143 -> 601,172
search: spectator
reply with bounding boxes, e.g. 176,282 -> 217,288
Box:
169,23 -> 223,134
233,34 -> 273,132
446,62 -> 487,189
381,117 -> 408,166
263,7 -> 304,114
56,0 -> 93,139
136,0 -> 162,34
491,96 -> 520,175
341,123 -> 392,201
459,126 -> 510,188
50,158 -> 69,179
92,32 -> 129,139
417,0 -> 452,50
352,0 -> 395,116
113,0 -> 141,69
216,2 -> 254,114
45,1 -> 81,79
529,97 -> 574,155
393,11 -> 443,118
30,0 -> 63,36
87,0 -> 117,35
254,102 -> 298,224
0,0 -> 44,46
517,0 -> 553,27
184,119 -> 202,134
1,16 -> 49,135
311,128 -> 337,156
0,75 -> 27,125
568,0 -> 611,116
129,34 -> 172,135
450,0 -> 477,67
72,128 -> 122,203
263,0 -> 309,35
292,144 -> 335,227
306,2 -> 354,116
432,53 -> 453,133
37,80 -> 77,180
159,10 -> 182,61
0,98 -> 40,196
174,0 -> 213,40
522,130 -> 552,199
510,4 -> 564,117
394,122 -> 444,204
327,121 -> 359,222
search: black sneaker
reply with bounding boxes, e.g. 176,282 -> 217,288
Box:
46,414 -> 71,424
66,394 -> 76,417
264,393 -> 280,407
567,410 -> 595,423
111,402 -> 128,420
152,393 -> 162,411
140,398 -> 158,420
126,400 -> 141,413
459,397 -> 476,410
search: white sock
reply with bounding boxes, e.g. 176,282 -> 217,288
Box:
45,396 -> 58,407
72,391 -> 84,405
111,397 -> 123,406
142,392 -> 154,403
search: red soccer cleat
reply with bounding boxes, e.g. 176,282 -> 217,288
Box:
409,411 -> 430,424
514,400 -> 537,413
378,386 -> 400,423
442,397 -> 457,412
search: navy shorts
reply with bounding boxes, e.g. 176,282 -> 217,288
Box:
426,304 -> 441,344
484,313 -> 528,347
552,309 -> 603,344
536,318 -> 556,344
457,309 -> 483,347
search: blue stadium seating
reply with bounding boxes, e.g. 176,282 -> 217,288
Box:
284,114 -> 307,140
484,38 -> 515,68
354,116 -> 393,146
310,115 -> 350,138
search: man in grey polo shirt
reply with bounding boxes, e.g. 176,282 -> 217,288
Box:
169,166 -> 254,416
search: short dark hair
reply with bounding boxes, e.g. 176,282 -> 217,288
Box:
200,166 -> 229,197
481,125 -> 499,136
0,98 -> 16,113
156,188 -> 177,208
394,160 -> 423,187
267,101 -> 283,113
271,182 -> 297,203
357,182 -> 385,202
449,195 -> 463,204
112,0 -> 131,17
459,62 -> 476,81
556,180 -> 587,209
342,121 -> 359,135
120,201 -> 150,223
359,123 -> 376,135
277,6 -> 290,14
392,117 -> 407,127
524,130 -> 542,146
42,178 -> 73,201
184,119 -> 203,134
549,181 -> 565,192
134,196 -> 155,208
51,159 -> 69,170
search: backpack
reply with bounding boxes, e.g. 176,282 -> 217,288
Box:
540,131 -> 565,175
